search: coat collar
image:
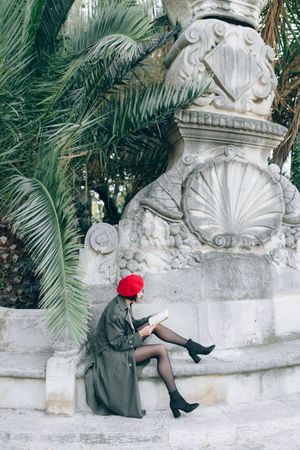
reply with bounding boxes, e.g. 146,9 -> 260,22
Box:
116,295 -> 135,331
116,295 -> 129,311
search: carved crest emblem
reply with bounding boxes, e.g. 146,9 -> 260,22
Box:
204,30 -> 262,100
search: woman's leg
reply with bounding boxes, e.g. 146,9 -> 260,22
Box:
134,344 -> 176,393
137,323 -> 215,364
152,324 -> 188,347
152,325 -> 215,356
135,344 -> 199,418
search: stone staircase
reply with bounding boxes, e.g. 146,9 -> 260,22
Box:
1,303 -> 300,449
1,338 -> 300,413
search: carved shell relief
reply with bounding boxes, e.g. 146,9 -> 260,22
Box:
183,160 -> 285,248
165,20 -> 277,119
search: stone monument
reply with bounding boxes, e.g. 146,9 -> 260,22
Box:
1,1 -> 300,419
79,0 -> 300,409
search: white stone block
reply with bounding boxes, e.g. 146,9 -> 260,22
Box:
0,377 -> 45,410
0,307 -> 51,353
273,294 -> 300,336
260,366 -> 300,400
201,299 -> 274,349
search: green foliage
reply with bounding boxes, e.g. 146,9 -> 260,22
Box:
291,134 -> 300,191
0,219 -> 40,309
2,152 -> 89,343
262,0 -> 300,168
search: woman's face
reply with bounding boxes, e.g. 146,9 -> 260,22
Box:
135,289 -> 144,303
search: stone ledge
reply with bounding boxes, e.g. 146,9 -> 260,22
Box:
76,338 -> 300,379
0,352 -> 49,378
1,339 -> 300,380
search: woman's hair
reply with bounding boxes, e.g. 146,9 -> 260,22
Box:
121,293 -> 138,302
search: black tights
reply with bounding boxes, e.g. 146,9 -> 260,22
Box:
134,324 -> 188,393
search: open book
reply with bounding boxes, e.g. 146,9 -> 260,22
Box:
149,309 -> 169,326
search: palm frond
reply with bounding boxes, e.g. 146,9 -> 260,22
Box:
71,30 -> 176,108
261,0 -> 300,167
1,152 -> 89,343
34,0 -> 75,57
66,0 -> 153,54
104,78 -> 210,147
291,133 -> 300,191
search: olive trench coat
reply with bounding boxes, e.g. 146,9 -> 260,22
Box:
85,295 -> 150,418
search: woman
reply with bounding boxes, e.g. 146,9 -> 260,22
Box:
85,274 -> 215,418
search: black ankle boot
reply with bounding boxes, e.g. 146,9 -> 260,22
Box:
185,339 -> 215,363
169,389 -> 199,418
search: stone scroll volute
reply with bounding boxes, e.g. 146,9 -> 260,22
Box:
81,223 -> 118,285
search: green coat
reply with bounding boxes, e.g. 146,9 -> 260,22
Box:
85,295 -> 150,418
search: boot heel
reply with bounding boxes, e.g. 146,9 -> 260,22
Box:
189,351 -> 201,364
171,406 -> 181,418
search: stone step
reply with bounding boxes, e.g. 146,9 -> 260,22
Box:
1,393 -> 300,450
1,339 -> 300,411
76,338 -> 300,411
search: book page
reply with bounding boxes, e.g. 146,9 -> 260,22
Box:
149,309 -> 169,326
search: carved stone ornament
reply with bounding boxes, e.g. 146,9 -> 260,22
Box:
84,223 -> 118,254
183,159 -> 284,248
165,20 -> 277,120
140,169 -> 185,222
162,0 -> 268,30
268,164 -> 300,226
175,110 -> 287,137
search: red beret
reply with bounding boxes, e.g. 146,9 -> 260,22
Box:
117,274 -> 144,297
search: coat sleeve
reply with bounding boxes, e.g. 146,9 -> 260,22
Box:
106,313 -> 143,351
132,315 -> 151,329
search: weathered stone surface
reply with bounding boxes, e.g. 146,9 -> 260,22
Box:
271,265 -> 300,295
143,268 -> 202,302
2,394 -> 300,450
202,298 -> 274,348
273,294 -> 300,337
201,253 -> 272,299
0,307 -> 51,353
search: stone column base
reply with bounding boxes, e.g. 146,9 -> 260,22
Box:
46,347 -> 85,416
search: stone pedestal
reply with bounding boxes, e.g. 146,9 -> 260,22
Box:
46,347 -> 85,416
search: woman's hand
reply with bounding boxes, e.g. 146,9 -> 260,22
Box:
139,325 -> 157,338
